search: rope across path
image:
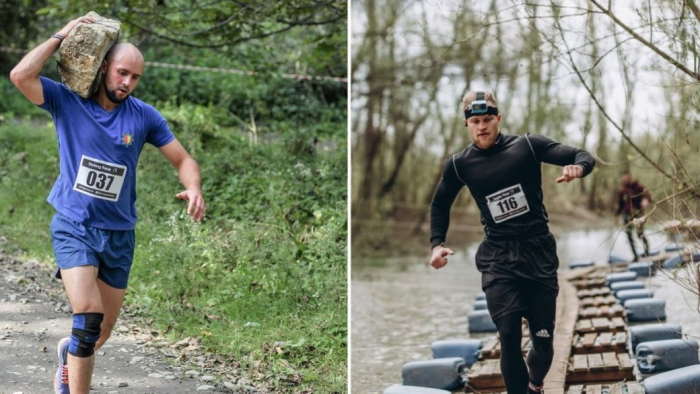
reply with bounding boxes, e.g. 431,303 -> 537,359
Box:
0,46 -> 348,84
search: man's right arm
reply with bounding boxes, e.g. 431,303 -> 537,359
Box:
429,158 -> 464,248
9,15 -> 94,105
428,158 -> 463,269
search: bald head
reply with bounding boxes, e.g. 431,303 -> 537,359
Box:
106,42 -> 144,65
99,42 -> 145,105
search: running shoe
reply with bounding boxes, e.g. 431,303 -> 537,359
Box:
54,337 -> 70,393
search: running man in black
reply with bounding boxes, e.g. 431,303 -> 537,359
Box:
429,90 -> 595,394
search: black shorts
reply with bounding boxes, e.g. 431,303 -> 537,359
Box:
475,232 -> 559,324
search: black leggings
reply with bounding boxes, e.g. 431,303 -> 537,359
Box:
494,312 -> 554,394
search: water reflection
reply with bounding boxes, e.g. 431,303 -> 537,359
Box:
351,227 -> 699,393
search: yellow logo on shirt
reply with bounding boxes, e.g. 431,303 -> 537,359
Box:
121,132 -> 133,147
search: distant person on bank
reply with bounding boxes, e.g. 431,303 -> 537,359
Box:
10,15 -> 205,394
429,90 -> 595,394
614,170 -> 652,261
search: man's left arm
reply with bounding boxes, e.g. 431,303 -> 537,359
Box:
158,139 -> 205,222
526,133 -> 596,183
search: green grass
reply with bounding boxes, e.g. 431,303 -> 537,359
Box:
0,116 -> 347,393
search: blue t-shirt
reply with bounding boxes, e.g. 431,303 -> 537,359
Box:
38,77 -> 175,230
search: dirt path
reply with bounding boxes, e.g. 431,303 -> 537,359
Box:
0,251 -> 245,394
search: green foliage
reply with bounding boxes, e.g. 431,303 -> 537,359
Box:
132,50 -> 346,135
0,0 -> 50,75
0,111 -> 347,392
0,78 -> 46,119
36,0 -> 347,78
0,121 -> 58,261
0,0 -> 347,127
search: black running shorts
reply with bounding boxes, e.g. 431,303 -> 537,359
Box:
475,232 -> 559,325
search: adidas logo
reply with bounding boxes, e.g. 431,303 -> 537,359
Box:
535,329 -> 550,338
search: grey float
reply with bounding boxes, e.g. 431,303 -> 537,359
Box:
401,358 -> 465,391
608,254 -> 628,264
616,289 -> 653,303
431,339 -> 482,368
468,310 -> 497,333
383,384 -> 451,394
646,248 -> 661,256
475,292 -> 486,301
629,323 -> 682,353
664,243 -> 682,252
569,259 -> 594,269
628,261 -> 654,277
625,298 -> 666,322
473,300 -> 487,311
662,255 -> 685,269
636,338 -> 699,373
610,281 -> 645,295
606,271 -> 637,285
643,364 -> 700,394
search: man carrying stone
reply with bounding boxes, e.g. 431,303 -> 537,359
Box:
9,15 -> 205,394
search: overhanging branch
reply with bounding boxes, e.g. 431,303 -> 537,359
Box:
589,0 -> 700,81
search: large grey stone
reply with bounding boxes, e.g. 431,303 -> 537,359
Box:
58,11 -> 121,98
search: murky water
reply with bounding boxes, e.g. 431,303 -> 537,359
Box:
350,227 -> 700,393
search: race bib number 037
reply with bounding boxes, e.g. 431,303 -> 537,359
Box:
73,155 -> 127,202
485,184 -> 530,223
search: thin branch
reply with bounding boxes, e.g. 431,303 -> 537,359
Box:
589,0 -> 700,81
686,0 -> 700,24
552,3 -> 677,182
277,14 -> 347,26
125,17 -> 298,48
589,36 -> 634,70
633,183 -> 700,226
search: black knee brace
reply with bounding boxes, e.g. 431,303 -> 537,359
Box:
68,312 -> 103,357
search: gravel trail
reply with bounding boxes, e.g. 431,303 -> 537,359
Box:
0,248 -> 248,394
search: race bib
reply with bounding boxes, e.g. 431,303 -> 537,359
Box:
73,155 -> 127,202
485,184 -> 530,223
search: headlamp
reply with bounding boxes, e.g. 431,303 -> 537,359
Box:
464,91 -> 498,119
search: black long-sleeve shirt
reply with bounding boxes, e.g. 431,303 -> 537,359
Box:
430,133 -> 596,246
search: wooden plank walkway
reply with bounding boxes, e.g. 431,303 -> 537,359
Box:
579,295 -> 617,307
578,304 -> 625,319
479,381 -> 644,394
577,288 -> 611,298
544,276 -> 581,394
465,359 -> 503,390
566,382 -> 644,394
479,336 -> 532,359
464,267 -> 643,394
570,277 -> 607,289
572,331 -> 627,354
566,352 -> 634,383
575,317 -> 626,333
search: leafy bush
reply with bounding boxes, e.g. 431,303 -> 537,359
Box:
0,78 -> 46,119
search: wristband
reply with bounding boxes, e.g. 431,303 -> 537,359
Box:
50,34 -> 65,42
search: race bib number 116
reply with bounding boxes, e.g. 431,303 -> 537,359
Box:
485,184 -> 530,223
73,155 -> 127,202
